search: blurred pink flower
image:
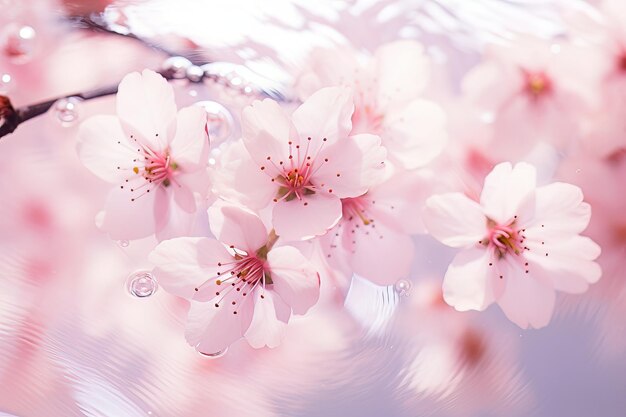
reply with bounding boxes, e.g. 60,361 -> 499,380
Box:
77,69 -> 210,241
296,41 -> 447,170
424,162 -> 601,328
461,37 -> 598,158
149,202 -> 320,353
217,86 -> 386,241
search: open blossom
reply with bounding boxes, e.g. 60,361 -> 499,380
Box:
320,168 -> 433,286
215,86 -> 386,241
296,41 -> 447,170
77,69 -> 210,241
423,162 -> 601,328
149,202 -> 320,353
462,37 -> 598,158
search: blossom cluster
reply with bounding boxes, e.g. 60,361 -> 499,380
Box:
77,26 -> 614,353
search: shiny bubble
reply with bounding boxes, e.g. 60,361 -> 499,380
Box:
126,271 -> 158,298
394,279 -> 412,296
194,101 -> 234,143
198,347 -> 228,359
2,24 -> 36,63
118,240 -> 129,248
161,56 -> 192,80
0,73 -> 13,94
54,97 -> 82,125
186,65 -> 204,83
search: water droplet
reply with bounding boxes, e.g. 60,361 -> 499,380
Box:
0,73 -> 13,94
2,24 -> 36,63
194,101 -> 234,143
118,240 -> 129,248
575,168 -> 582,174
126,271 -> 158,298
198,347 -> 228,359
186,65 -> 204,83
394,279 -> 411,296
54,97 -> 82,125
161,56 -> 192,79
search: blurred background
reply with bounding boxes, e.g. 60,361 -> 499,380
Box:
1,1 -> 625,416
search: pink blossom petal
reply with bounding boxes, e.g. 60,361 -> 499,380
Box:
480,162 -> 537,224
373,41 -> 430,109
350,225 -> 415,286
169,106 -> 209,170
243,290 -> 291,349
77,115 -> 136,183
185,294 -> 254,354
423,193 -> 486,247
99,184 -> 165,240
242,98 -> 295,167
526,236 -> 601,294
116,70 -> 177,149
272,193 -> 342,241
521,182 -> 591,236
315,134 -> 386,198
211,140 -> 276,210
497,259 -> 556,329
149,237 -> 232,299
367,168 -> 435,234
267,246 -> 320,315
154,189 -> 200,242
382,99 -> 447,169
291,86 -> 354,148
208,202 -> 268,253
442,247 -> 500,311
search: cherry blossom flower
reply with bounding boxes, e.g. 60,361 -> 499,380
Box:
216,86 -> 387,241
149,202 -> 320,353
77,69 -> 210,241
296,41 -> 447,170
423,162 -> 602,328
320,167 -> 434,286
461,37 -> 599,158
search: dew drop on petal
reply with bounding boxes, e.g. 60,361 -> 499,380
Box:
54,97 -> 82,126
394,279 -> 412,296
194,101 -> 234,143
0,73 -> 13,94
126,271 -> 158,298
118,240 -> 129,248
198,347 -> 228,359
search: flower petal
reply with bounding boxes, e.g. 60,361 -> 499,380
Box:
272,192 -> 342,241
267,246 -> 320,315
208,201 -> 268,253
211,140 -> 276,210
149,237 -> 233,299
116,70 -> 177,149
442,247 -> 500,311
480,162 -> 537,224
99,184 -> 164,240
185,294 -> 254,354
521,182 -> 590,236
497,259 -> 556,329
350,225 -> 415,286
77,115 -> 136,183
373,41 -> 431,109
314,133 -> 386,198
381,99 -> 447,169
169,106 -> 209,170
241,98 -> 295,167
423,193 -> 486,248
244,290 -> 291,349
291,86 -> 354,148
